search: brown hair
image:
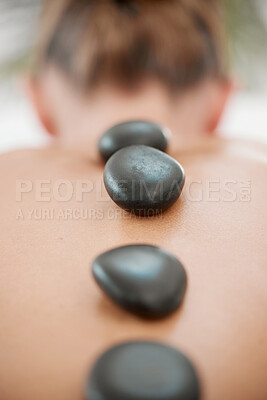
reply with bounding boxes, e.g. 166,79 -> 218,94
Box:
36,0 -> 226,92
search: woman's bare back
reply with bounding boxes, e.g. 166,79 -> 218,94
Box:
0,138 -> 266,400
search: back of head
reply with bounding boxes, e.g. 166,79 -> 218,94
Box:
36,0 -> 226,93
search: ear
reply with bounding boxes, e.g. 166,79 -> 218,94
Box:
207,79 -> 234,133
21,75 -> 56,136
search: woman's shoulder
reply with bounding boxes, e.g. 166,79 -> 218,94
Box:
0,136 -> 266,167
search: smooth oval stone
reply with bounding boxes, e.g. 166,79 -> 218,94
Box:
104,145 -> 185,216
99,120 -> 169,161
86,341 -> 201,400
92,245 -> 187,318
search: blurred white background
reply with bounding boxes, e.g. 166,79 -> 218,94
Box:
0,0 -> 266,154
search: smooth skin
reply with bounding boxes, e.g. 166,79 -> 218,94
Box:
0,137 -> 266,400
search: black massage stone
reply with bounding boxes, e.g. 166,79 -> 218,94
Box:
87,341 -> 201,400
98,120 -> 169,161
104,145 -> 185,216
92,245 -> 187,318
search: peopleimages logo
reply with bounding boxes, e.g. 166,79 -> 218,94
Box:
15,178 -> 252,221
16,178 -> 252,203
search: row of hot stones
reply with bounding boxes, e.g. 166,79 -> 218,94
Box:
86,121 -> 201,400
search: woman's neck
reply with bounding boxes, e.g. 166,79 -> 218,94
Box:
41,68 -> 214,159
